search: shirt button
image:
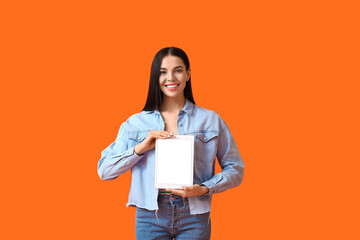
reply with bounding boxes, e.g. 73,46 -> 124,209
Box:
179,124 -> 183,127
204,137 -> 207,140
138,137 -> 141,140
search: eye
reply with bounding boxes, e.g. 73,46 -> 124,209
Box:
160,71 -> 166,74
176,69 -> 183,73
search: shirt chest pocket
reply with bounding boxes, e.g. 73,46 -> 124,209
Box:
194,131 -> 219,162
195,131 -> 219,143
128,131 -> 149,148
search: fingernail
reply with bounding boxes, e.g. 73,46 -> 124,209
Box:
167,135 -> 171,137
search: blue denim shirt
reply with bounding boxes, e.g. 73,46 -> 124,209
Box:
97,99 -> 244,214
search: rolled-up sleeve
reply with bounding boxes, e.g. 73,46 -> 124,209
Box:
97,122 -> 144,180
201,117 -> 245,195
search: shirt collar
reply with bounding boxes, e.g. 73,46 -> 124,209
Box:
181,98 -> 194,116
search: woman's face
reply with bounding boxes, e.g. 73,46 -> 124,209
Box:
159,55 -> 191,100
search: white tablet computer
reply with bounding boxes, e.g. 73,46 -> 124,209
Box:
155,134 -> 194,189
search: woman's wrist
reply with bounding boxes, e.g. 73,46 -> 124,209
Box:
134,144 -> 146,155
200,184 -> 209,195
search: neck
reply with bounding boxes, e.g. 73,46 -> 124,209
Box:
160,95 -> 186,113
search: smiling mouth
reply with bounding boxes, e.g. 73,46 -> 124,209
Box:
165,84 -> 180,89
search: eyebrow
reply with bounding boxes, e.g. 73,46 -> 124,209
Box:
160,66 -> 183,70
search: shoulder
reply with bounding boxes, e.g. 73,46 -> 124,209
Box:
192,104 -> 230,133
123,111 -> 156,131
126,111 -> 148,122
193,104 -> 222,121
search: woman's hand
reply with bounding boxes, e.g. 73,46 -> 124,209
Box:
165,184 -> 209,197
134,130 -> 174,155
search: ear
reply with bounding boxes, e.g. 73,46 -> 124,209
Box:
187,68 -> 191,81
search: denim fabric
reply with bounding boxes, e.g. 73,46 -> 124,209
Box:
97,99 -> 245,214
136,194 -> 211,240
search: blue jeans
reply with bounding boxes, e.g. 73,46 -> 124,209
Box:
135,194 -> 211,240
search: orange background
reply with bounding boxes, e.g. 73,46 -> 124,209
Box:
1,0 -> 359,239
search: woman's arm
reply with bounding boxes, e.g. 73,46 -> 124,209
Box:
166,115 -> 244,197
201,116 -> 245,195
97,123 -> 173,180
97,122 -> 141,180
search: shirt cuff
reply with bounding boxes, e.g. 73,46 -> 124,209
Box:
201,175 -> 223,195
200,184 -> 210,195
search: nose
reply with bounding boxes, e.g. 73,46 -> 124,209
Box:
167,72 -> 175,81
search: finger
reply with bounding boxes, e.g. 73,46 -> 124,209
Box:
181,186 -> 192,191
151,132 -> 171,139
149,131 -> 174,139
174,191 -> 187,197
155,131 -> 173,135
166,188 -> 178,192
166,188 -> 186,196
159,133 -> 174,139
162,131 -> 174,138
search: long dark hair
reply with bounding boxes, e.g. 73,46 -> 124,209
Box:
142,47 -> 196,111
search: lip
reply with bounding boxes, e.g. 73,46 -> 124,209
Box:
164,83 -> 180,91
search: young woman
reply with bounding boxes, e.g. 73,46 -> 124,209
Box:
97,47 -> 244,240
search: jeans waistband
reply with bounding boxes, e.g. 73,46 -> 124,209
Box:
157,194 -> 188,207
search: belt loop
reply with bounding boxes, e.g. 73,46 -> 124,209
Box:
155,209 -> 159,223
182,197 -> 188,207
169,194 -> 174,206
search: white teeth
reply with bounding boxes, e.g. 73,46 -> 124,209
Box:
166,85 -> 177,88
